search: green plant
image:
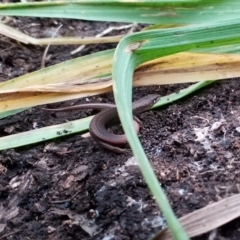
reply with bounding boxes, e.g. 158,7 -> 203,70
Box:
1,1 -> 240,239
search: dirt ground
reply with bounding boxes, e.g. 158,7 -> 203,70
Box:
0,16 -> 240,240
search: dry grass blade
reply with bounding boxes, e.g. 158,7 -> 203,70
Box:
151,194 -> 240,240
1,52 -> 240,112
0,22 -> 123,45
135,52 -> 240,86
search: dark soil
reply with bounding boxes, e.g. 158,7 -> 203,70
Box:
1,15 -> 240,240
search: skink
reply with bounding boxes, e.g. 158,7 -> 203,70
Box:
44,94 -> 160,153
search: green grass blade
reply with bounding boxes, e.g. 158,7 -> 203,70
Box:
0,116 -> 93,151
0,108 -> 27,119
0,1 -> 240,24
152,80 -> 215,109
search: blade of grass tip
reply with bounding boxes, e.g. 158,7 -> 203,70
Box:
152,80 -> 215,109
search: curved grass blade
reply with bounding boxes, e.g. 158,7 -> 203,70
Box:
152,80 -> 214,109
112,20 -> 240,239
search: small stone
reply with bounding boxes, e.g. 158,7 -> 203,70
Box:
47,226 -> 56,233
222,139 -> 231,149
224,151 -> 233,159
211,121 -> 223,131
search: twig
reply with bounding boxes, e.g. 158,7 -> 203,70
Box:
41,24 -> 63,69
50,189 -> 82,204
71,23 -> 136,55
0,229 -> 22,240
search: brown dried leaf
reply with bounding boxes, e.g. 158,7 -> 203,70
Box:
151,194 -> 240,240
